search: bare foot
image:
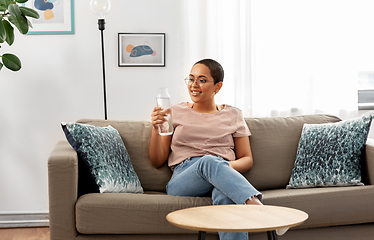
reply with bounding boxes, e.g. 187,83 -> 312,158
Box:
245,196 -> 263,205
276,227 -> 289,235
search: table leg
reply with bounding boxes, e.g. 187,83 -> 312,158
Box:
198,231 -> 206,240
267,230 -> 277,240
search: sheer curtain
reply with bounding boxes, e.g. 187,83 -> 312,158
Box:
181,0 -> 253,116
181,0 -> 359,119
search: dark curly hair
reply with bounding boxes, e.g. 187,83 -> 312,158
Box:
194,59 -> 224,84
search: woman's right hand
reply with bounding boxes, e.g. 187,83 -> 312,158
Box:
149,106 -> 173,168
151,106 -> 168,129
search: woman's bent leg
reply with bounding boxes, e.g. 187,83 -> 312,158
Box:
167,155 -> 262,240
212,188 -> 248,240
167,157 -> 214,197
195,155 -> 262,203
167,155 -> 262,201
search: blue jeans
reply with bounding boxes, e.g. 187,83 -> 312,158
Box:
166,155 -> 262,240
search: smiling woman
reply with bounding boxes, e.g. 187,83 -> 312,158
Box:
186,62 -> 222,112
150,58 -> 263,240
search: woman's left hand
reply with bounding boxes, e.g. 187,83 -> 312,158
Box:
230,137 -> 254,173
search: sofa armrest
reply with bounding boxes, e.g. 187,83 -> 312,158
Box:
363,138 -> 374,185
48,140 -> 78,240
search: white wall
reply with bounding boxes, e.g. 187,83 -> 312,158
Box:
0,0 -> 186,213
2,0 -> 374,214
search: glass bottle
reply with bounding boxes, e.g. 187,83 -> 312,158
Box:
156,88 -> 173,135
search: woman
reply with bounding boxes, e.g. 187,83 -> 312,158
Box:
149,59 -> 262,240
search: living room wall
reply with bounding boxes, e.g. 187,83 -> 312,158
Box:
2,0 -> 374,219
0,0 -> 186,214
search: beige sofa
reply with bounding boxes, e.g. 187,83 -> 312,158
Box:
48,114 -> 374,240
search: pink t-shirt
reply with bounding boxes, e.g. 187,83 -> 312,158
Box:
168,102 -> 251,168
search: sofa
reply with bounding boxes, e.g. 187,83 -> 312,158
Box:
48,114 -> 374,240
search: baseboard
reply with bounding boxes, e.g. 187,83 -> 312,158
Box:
0,212 -> 49,228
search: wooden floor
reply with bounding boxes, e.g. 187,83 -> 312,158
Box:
0,227 -> 50,240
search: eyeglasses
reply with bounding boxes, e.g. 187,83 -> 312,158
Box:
184,77 -> 214,87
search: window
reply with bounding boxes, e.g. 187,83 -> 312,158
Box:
358,72 -> 374,110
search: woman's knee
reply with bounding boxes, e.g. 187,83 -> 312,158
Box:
198,155 -> 228,169
194,155 -> 232,185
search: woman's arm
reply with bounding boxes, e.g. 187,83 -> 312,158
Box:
230,136 -> 254,173
149,106 -> 172,168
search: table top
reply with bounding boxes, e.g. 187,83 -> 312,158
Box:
166,205 -> 309,233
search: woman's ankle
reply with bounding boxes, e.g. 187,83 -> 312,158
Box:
245,196 -> 263,205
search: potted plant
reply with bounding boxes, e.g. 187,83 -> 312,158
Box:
0,0 -> 39,71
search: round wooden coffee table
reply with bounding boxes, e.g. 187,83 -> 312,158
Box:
166,205 -> 308,240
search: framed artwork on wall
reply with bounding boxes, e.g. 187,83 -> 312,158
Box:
23,0 -> 75,35
118,33 -> 165,67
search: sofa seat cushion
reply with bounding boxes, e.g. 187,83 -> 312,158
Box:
262,185 -> 374,229
76,186 -> 374,235
75,192 -> 212,234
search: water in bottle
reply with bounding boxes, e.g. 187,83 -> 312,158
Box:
156,88 -> 173,135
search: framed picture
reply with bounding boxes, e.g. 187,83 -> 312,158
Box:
118,33 -> 165,67
23,0 -> 75,35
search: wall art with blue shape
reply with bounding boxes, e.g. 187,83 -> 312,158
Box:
118,33 -> 165,67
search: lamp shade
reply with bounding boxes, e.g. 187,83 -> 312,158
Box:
90,0 -> 111,19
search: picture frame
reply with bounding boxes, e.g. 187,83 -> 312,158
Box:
23,0 -> 75,35
118,33 -> 165,67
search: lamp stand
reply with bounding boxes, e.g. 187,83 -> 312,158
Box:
98,19 -> 107,120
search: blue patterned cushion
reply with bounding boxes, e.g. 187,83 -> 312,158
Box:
287,114 -> 373,189
62,123 -> 143,194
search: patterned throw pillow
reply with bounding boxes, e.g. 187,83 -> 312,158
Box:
62,123 -> 143,194
287,114 -> 373,189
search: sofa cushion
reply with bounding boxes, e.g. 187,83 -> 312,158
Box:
75,192 -> 212,234
262,185 -> 374,229
244,114 -> 341,190
287,114 -> 372,188
62,123 -> 143,194
75,186 -> 374,234
77,115 -> 341,193
76,119 -> 173,192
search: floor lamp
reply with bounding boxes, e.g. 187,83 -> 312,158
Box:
90,0 -> 111,120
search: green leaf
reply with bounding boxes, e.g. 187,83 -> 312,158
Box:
16,0 -> 29,3
8,4 -> 22,17
8,14 -> 28,34
0,0 -> 11,11
20,6 -> 39,19
1,53 -> 21,71
3,19 -> 14,45
0,62 -> 3,71
0,19 -> 5,43
26,18 -> 32,29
